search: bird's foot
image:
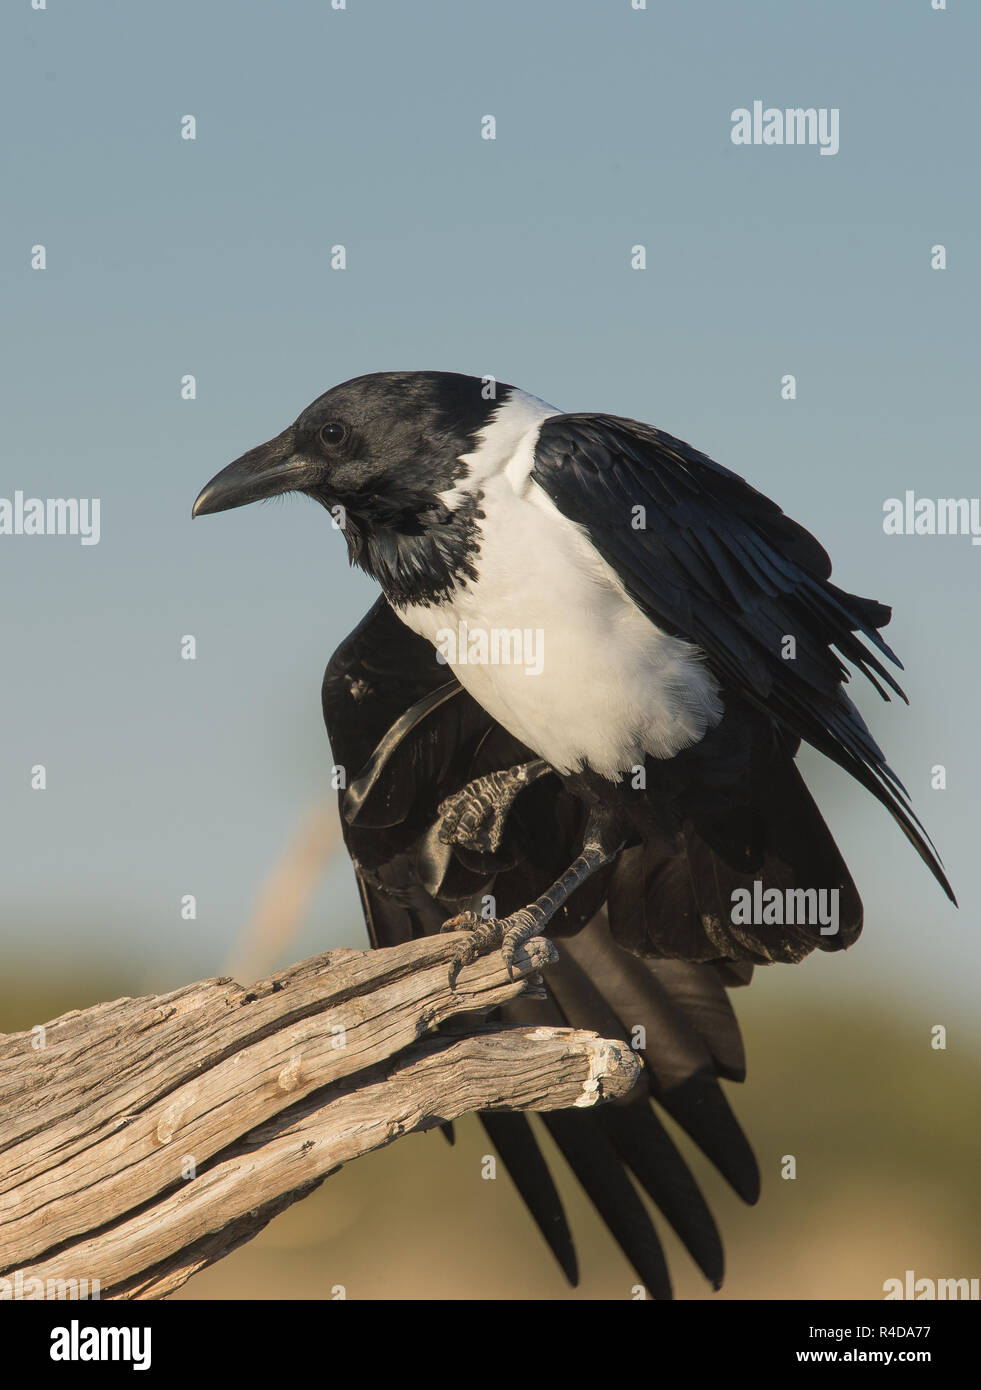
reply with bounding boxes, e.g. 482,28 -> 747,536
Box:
441,908 -> 540,986
437,761 -> 550,854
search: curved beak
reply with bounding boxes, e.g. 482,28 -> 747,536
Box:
192,426 -> 322,518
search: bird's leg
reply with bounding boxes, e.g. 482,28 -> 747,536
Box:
442,834 -> 618,985
437,759 -> 552,854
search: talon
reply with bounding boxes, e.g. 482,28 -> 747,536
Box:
442,910 -> 504,987
501,945 -> 515,982
447,934 -> 477,986
441,906 -> 543,988
500,909 -> 537,982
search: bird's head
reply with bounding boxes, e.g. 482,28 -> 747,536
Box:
192,370 -> 517,533
193,369 -> 558,602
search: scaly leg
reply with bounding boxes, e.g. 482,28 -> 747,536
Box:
437,760 -> 551,854
442,837 -> 618,985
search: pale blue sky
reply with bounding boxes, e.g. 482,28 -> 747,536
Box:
1,1 -> 976,1028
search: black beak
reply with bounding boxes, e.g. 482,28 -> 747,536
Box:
192,426 -> 322,518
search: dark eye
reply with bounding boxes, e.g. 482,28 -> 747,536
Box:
319,421 -> 348,448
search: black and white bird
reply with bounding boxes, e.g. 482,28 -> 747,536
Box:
193,370 -> 954,1297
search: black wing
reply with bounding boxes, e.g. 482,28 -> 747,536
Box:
323,597 -> 760,1297
532,413 -> 954,903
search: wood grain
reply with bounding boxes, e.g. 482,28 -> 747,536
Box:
0,932 -> 639,1299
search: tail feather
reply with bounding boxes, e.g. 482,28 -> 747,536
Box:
478,1112 -> 578,1286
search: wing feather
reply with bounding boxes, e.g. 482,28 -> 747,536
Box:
532,413 -> 953,902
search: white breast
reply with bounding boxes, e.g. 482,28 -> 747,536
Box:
398,393 -> 722,780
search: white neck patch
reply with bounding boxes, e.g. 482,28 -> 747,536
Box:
437,387 -> 560,512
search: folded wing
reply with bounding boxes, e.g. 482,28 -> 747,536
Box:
531,413 -> 953,902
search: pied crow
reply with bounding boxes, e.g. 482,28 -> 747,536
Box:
193,370 -> 954,1297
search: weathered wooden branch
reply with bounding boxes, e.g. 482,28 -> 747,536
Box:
0,932 -> 639,1299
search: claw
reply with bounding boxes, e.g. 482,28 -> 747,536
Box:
443,911 -> 504,987
501,940 -> 516,983
501,909 -> 537,984
442,905 -> 542,987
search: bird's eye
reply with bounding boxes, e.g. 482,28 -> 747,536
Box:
319,421 -> 348,448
